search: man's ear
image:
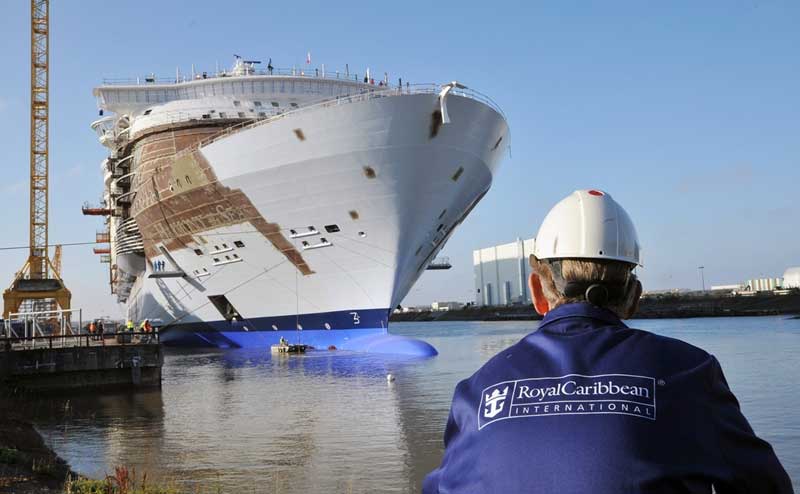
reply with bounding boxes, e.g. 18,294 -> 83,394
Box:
623,279 -> 643,319
529,272 -> 550,316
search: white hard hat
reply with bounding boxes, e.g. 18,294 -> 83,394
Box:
533,189 -> 641,266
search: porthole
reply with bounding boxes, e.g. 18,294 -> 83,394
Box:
271,101 -> 279,107
194,249 -> 203,256
324,322 -> 331,330
272,324 -> 278,330
324,224 -> 340,233
233,100 -> 241,107
451,166 -> 464,182
234,240 -> 245,248
297,324 -> 303,330
358,231 -> 366,238
363,166 -> 377,179
254,101 -> 262,107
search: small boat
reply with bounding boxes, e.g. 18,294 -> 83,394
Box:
270,343 -> 308,354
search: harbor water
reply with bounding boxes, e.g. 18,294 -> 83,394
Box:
27,316 -> 800,492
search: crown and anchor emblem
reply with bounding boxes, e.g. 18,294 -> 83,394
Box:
483,386 -> 509,418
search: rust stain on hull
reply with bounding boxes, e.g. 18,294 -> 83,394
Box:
129,126 -> 313,275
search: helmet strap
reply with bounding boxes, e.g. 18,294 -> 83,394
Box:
546,259 -> 632,308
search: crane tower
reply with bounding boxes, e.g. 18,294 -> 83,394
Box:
3,0 -> 71,318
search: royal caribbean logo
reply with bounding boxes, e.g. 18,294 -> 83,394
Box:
483,386 -> 509,418
478,374 -> 656,430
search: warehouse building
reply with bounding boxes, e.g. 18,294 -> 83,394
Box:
473,238 -> 535,306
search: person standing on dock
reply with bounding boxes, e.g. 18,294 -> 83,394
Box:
424,190 -> 793,494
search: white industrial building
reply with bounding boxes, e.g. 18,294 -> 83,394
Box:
474,237 -> 800,306
431,301 -> 464,311
745,278 -> 783,292
473,238 -> 535,306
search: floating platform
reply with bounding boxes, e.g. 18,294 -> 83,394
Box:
270,343 -> 308,354
0,333 -> 163,393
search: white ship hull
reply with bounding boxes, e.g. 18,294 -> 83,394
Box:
90,65 -> 508,355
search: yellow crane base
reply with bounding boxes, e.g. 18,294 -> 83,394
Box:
3,278 -> 71,319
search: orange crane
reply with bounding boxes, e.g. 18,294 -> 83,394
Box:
3,0 -> 71,318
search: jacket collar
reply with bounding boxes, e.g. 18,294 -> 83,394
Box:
538,302 -> 627,331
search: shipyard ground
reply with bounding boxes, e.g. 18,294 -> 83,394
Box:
391,291 -> 800,322
0,399 -> 70,494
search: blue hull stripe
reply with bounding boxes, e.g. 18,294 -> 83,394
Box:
157,308 -> 439,357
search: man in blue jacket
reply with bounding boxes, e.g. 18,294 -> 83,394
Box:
423,190 -> 793,493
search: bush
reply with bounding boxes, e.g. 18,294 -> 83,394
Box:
64,467 -> 183,494
0,447 -> 21,464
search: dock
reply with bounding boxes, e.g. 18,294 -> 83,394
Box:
1,328 -> 162,393
0,311 -> 164,392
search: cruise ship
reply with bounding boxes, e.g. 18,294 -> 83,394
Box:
85,57 -> 509,356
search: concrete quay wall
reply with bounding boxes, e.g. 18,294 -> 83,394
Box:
0,343 -> 162,392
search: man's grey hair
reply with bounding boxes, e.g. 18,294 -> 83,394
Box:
530,256 -> 640,317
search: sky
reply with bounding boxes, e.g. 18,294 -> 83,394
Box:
0,1 -> 798,318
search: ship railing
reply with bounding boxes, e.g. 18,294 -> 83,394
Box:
189,83 -> 505,150
100,67 -> 377,86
